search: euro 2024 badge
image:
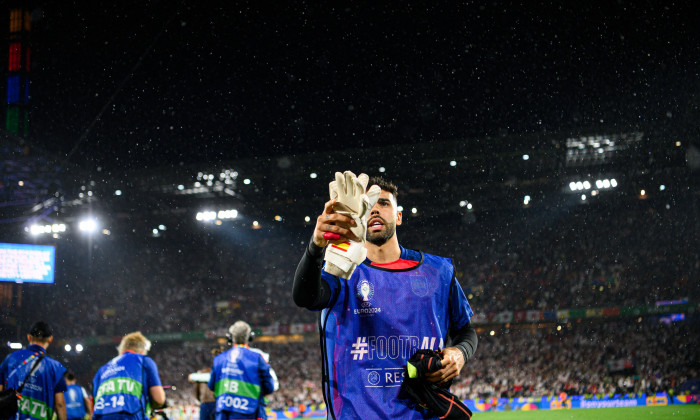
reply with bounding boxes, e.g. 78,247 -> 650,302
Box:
357,279 -> 374,307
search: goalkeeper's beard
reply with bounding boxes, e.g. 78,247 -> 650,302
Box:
366,220 -> 396,246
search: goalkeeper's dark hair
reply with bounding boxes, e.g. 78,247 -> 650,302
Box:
368,176 -> 398,199
64,370 -> 76,381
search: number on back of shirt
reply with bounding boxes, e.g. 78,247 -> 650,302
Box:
94,395 -> 125,410
222,395 -> 248,410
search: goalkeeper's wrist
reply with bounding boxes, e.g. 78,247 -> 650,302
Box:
307,237 -> 325,258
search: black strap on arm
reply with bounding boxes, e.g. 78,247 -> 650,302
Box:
17,353 -> 46,394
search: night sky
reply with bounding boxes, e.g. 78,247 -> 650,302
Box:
12,1 -> 700,172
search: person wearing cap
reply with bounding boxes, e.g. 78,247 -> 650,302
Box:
64,370 -> 92,420
92,332 -> 165,420
0,321 -> 68,420
208,321 -> 276,420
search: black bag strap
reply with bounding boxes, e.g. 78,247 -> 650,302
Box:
16,353 -> 46,394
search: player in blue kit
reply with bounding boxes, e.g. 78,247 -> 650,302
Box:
64,371 -> 92,420
293,173 -> 478,419
0,321 -> 68,420
92,332 -> 165,420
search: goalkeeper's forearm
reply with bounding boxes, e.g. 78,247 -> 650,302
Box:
292,239 -> 332,309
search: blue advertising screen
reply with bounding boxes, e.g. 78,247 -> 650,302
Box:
0,243 -> 55,284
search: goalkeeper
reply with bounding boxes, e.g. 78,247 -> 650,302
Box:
292,172 -> 478,420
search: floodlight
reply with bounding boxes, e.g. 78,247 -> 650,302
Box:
449,160 -> 457,167
610,179 -> 618,187
75,344 -> 83,352
411,207 -> 417,214
379,167 -> 386,173
243,179 -> 251,185
78,218 -> 98,233
9,342 -> 22,349
522,154 -> 529,160
310,173 -> 317,179
659,185 -> 665,191
304,216 -> 311,222
65,344 -> 71,352
114,190 -> 122,196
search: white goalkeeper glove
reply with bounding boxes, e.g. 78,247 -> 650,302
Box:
324,171 -> 381,279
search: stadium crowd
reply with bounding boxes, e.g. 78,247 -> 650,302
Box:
3,192 -> 698,412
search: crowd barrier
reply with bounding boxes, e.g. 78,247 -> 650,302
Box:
463,392 -> 698,412
161,393 -> 697,419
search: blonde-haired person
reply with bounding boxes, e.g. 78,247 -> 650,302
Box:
92,332 -> 165,420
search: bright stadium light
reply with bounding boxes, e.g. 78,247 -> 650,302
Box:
178,184 -> 185,190
9,342 -> 22,349
397,206 -> 404,212
65,344 -> 71,352
581,194 -> 587,201
522,154 -> 529,160
411,207 -> 418,214
569,182 -> 577,191
659,185 -> 665,191
467,203 -> 473,210
75,344 -> 84,352
243,179 -> 251,185
217,209 -> 238,219
583,181 -> 591,190
196,211 -> 217,222
523,195 -> 531,205
610,179 -> 618,187
304,216 -> 311,222
449,160 -> 457,167
310,173 -> 317,179
378,167 -> 386,173
78,218 -> 98,233
29,224 -> 49,235
114,190 -> 122,196
602,179 -> 611,189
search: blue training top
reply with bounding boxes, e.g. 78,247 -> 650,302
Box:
0,344 -> 67,420
208,345 -> 275,420
65,384 -> 88,419
319,246 -> 474,420
92,352 -> 162,420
